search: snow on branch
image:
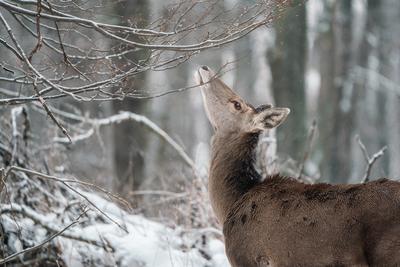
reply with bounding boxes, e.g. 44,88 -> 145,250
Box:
4,165 -> 130,232
0,209 -> 87,265
0,0 -> 290,107
0,0 -> 284,51
52,111 -> 196,170
0,165 -> 228,266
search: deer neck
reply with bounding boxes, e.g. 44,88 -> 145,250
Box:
209,131 -> 262,223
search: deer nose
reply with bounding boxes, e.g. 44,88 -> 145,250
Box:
201,65 -> 209,71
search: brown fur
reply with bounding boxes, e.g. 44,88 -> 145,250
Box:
197,66 -> 400,267
213,132 -> 400,267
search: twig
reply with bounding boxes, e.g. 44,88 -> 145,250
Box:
6,166 -> 129,233
0,0 -> 280,51
32,78 -> 72,143
356,135 -> 387,183
0,0 -> 290,108
0,61 -> 230,105
28,0 -> 43,61
0,167 -> 5,194
44,0 -> 91,81
96,112 -> 195,169
0,37 -> 23,60
8,165 -> 131,211
0,204 -> 110,249
0,10 -> 86,102
52,111 -> 196,170
0,209 -> 86,265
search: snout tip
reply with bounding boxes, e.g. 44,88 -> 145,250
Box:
196,65 -> 213,85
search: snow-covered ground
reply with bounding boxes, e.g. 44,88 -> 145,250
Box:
61,192 -> 229,267
1,190 -> 229,267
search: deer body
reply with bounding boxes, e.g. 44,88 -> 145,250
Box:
196,66 -> 400,267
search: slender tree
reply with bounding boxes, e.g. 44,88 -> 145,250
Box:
112,0 -> 149,191
317,1 -> 356,183
270,0 -> 307,162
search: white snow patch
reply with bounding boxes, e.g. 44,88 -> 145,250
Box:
58,191 -> 230,267
1,188 -> 229,267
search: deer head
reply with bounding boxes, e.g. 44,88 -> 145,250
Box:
196,65 -> 290,224
195,65 -> 290,135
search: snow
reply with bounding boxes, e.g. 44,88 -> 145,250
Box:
55,191 -> 231,267
1,187 -> 229,267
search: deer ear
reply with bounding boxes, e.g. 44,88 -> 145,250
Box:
253,107 -> 290,130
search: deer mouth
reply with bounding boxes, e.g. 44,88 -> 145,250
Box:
196,65 -> 213,86
195,66 -> 211,86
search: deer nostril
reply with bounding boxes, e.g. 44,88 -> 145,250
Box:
201,65 -> 209,71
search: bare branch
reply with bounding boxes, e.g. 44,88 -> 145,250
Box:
0,0 -> 289,107
51,111 -> 196,170
0,204 -> 110,249
4,165 -> 129,233
32,78 -> 72,143
356,135 -> 388,183
0,0 -> 280,51
0,37 -> 23,60
0,209 -> 86,265
0,10 -> 86,101
0,167 -> 5,194
95,112 -> 196,169
7,165 -> 132,211
27,0 -> 43,61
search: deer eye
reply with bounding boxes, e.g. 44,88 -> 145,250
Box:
232,101 -> 242,111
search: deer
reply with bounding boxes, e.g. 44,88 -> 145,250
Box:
195,65 -> 400,267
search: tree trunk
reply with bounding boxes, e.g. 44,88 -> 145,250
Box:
270,1 -> 307,163
317,1 -> 356,183
112,0 -> 149,192
380,0 -> 400,178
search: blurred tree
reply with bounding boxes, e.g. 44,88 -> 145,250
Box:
270,1 -> 307,161
317,1 -> 355,183
112,0 -> 149,192
353,0 -> 386,180
379,0 -> 400,178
